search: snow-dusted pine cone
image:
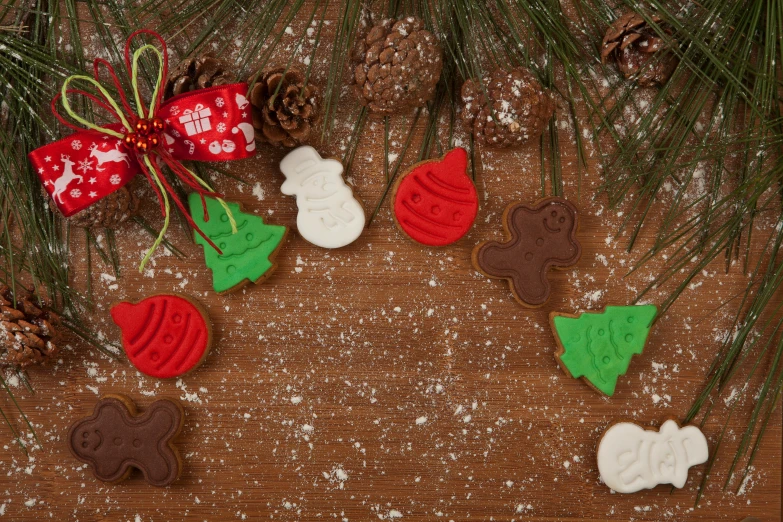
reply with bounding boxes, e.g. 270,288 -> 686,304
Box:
248,68 -> 318,148
352,17 -> 443,116
460,67 -> 555,148
164,53 -> 232,100
0,285 -> 60,368
601,12 -> 677,86
67,179 -> 140,229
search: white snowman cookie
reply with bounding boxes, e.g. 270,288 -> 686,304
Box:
279,146 -> 365,249
597,419 -> 709,493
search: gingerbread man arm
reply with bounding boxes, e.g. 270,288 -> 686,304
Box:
474,204 -> 525,277
475,204 -> 551,305
133,399 -> 184,486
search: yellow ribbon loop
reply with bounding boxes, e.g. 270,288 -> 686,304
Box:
60,75 -> 130,137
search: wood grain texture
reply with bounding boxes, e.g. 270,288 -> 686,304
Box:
0,5 -> 780,520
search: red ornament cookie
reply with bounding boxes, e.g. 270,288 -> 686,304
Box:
393,147 -> 478,246
111,294 -> 212,379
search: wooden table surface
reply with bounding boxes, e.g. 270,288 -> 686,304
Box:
0,6 -> 781,521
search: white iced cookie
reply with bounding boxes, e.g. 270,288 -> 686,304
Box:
597,419 -> 708,494
279,146 -> 365,249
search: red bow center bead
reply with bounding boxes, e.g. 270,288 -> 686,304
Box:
135,118 -> 152,135
125,117 -> 166,155
151,117 -> 165,132
123,132 -> 138,149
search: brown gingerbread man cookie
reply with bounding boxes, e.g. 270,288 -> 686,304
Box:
68,394 -> 184,487
473,197 -> 581,307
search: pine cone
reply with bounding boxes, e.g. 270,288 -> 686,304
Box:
248,68 -> 318,148
164,53 -> 232,100
460,67 -> 555,148
601,12 -> 677,86
0,286 -> 60,368
67,179 -> 141,229
352,17 -> 443,116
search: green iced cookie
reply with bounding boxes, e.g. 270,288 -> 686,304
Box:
189,194 -> 287,293
551,305 -> 657,396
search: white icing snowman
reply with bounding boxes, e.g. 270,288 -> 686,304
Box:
597,419 -> 708,493
279,146 -> 365,249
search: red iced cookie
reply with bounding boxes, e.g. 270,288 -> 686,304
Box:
393,147 -> 479,246
111,294 -> 212,379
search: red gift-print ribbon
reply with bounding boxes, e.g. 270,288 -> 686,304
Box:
28,30 -> 257,269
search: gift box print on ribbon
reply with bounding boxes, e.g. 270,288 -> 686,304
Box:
161,87 -> 255,162
179,103 -> 211,135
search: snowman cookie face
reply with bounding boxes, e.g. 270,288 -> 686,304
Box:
597,419 -> 708,493
297,172 -> 339,200
279,146 -> 365,249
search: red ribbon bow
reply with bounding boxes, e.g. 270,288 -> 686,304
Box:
28,30 -> 255,267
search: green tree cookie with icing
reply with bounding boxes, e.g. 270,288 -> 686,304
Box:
188,194 -> 287,293
551,305 -> 657,396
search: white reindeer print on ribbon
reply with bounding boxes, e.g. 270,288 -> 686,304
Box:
52,154 -> 84,204
279,146 -> 365,249
597,419 -> 709,493
89,141 -> 130,171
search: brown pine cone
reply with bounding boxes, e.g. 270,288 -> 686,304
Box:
352,17 -> 443,116
0,285 -> 60,368
248,68 -> 318,148
460,67 -> 555,148
67,178 -> 141,229
164,53 -> 232,100
601,12 -> 677,86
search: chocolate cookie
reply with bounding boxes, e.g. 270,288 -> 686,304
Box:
473,197 -> 581,307
68,394 -> 184,487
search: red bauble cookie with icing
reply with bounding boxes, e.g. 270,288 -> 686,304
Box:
393,147 -> 479,246
111,294 -> 212,379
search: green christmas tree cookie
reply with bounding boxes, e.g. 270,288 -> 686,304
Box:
189,194 -> 287,294
550,305 -> 657,396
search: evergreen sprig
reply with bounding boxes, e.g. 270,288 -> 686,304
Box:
0,0 -> 139,450
588,0 -> 783,501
